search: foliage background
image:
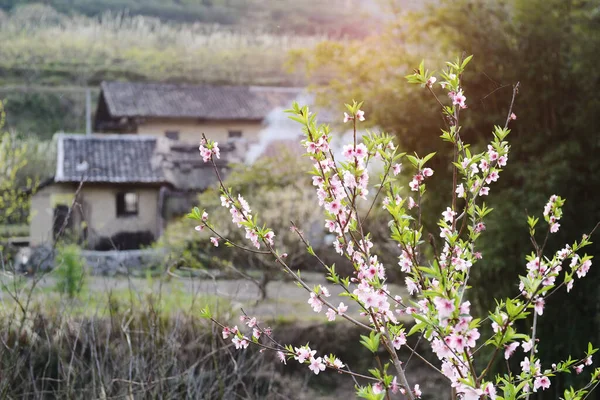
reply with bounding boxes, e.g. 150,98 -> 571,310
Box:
291,0 -> 600,395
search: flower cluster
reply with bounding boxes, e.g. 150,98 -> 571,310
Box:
191,56 -> 599,400
199,138 -> 220,162
543,194 -> 564,233
409,167 -> 433,191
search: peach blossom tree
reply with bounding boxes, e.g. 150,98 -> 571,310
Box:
188,56 -> 599,400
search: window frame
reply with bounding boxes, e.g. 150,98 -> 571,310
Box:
165,130 -> 180,140
116,192 -> 139,217
228,130 -> 242,139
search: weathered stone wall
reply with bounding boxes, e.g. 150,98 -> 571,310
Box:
16,246 -> 165,276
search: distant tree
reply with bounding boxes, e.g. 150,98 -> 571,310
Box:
162,147 -> 326,301
0,101 -> 41,265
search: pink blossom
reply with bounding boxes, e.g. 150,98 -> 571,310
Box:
342,144 -> 354,159
413,384 -> 422,398
264,231 -> 275,246
405,277 -> 419,295
486,170 -> 499,183
465,328 -> 480,348
433,297 -> 455,319
534,298 -> 545,316
474,222 -> 486,233
372,382 -> 384,394
277,351 -> 287,364
521,357 -> 531,373
550,222 -> 560,233
451,90 -> 467,109
442,207 -> 456,223
521,340 -> 533,352
232,336 -> 249,349
238,195 -> 251,213
343,112 -> 351,123
447,334 -> 467,353
355,143 -> 368,159
510,112 -> 517,120
422,167 -> 434,177
306,141 -> 318,153
220,195 -> 232,207
504,342 -> 519,359
576,259 -> 592,278
325,308 -> 336,321
222,327 -> 231,339
308,292 -> 323,313
201,211 -> 208,221
459,385 -> 483,400
338,302 -> 348,314
393,163 -> 402,176
427,76 -> 437,87
533,376 -> 550,391
407,197 -> 417,209
199,146 -> 212,162
390,377 -> 400,394
392,331 -> 407,349
294,346 -> 316,363
456,183 -> 465,198
331,357 -> 344,369
252,328 -> 261,339
308,357 -> 326,375
585,356 -> 593,366
210,237 -> 219,247
409,179 -> 420,191
356,109 -> 366,121
431,338 -> 452,360
483,382 -> 497,399
574,364 -> 584,374
497,155 -> 508,167
246,317 -> 257,328
194,225 -> 204,232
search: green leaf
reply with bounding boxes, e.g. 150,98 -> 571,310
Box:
360,331 -> 382,353
408,322 -> 426,336
422,152 -> 436,164
461,55 -> 473,69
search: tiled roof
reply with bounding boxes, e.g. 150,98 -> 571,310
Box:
55,134 -> 166,184
101,81 -> 301,120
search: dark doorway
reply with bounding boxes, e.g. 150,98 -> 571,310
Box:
53,205 -> 70,240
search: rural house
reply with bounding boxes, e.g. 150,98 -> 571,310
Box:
94,81 -> 300,147
29,134 -> 229,249
29,82 -> 301,249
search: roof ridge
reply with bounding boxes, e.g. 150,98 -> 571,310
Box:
101,80 -> 304,91
55,133 -> 158,141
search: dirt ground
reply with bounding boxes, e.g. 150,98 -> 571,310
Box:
0,270 -> 408,322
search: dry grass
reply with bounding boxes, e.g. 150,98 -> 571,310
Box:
0,13 -> 325,86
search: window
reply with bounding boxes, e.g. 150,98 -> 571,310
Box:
165,130 -> 180,140
228,130 -> 242,139
116,192 -> 139,217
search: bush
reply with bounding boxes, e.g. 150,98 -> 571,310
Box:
54,244 -> 86,298
162,147 -> 336,299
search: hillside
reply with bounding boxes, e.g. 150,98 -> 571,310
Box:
0,0 -> 380,37
0,4 -> 328,136
0,0 -> 430,137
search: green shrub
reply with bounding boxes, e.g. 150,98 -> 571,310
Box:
54,244 -> 86,299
